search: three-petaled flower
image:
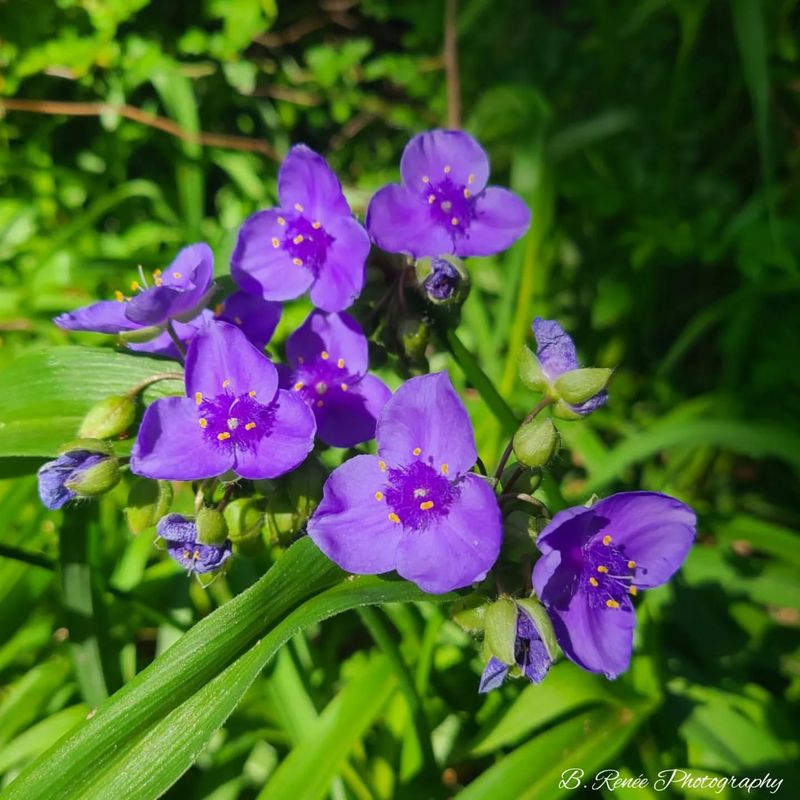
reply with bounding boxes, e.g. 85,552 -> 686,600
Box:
366,129 -> 530,259
532,492 -> 696,678
157,513 -> 232,575
54,243 -> 214,334
282,311 -> 392,448
130,321 -> 316,481
232,145 -> 370,312
307,372 -> 501,593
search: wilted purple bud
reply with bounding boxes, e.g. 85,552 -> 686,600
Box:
157,513 -> 232,575
37,442 -> 119,510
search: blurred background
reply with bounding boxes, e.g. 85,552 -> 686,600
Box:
0,1 -> 799,798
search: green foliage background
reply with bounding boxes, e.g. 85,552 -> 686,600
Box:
0,1 -> 799,798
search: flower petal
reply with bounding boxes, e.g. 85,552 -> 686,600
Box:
130,396 -> 233,480
53,300 -> 139,334
478,658 -> 509,693
216,290 -> 281,350
185,321 -> 279,402
377,372 -> 476,474
532,318 -> 579,379
278,144 -> 351,222
366,183 -> 453,258
456,187 -> 530,257
591,492 -> 696,589
37,458 -> 76,509
395,473 -> 501,593
535,505 -> 598,555
156,513 -> 198,544
400,129 -> 490,193
307,454 -> 403,574
167,541 -> 232,574
231,210 -> 315,301
287,311 -> 369,375
314,373 -> 392,448
309,216 -> 369,312
547,589 -> 635,679
233,389 -> 316,480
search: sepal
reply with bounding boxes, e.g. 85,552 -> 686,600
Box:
78,395 -> 137,439
553,368 -> 612,406
518,345 -> 546,392
195,507 -> 229,546
63,456 -> 120,497
483,596 -> 518,666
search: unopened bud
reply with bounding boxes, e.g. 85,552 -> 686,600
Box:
195,507 -> 228,546
512,418 -> 558,468
63,456 -> 120,497
553,368 -> 612,406
416,255 -> 469,306
126,478 -> 173,533
223,498 -> 264,544
79,395 -> 137,439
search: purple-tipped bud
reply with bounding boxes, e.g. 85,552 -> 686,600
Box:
416,255 -> 468,305
38,443 -> 119,510
157,513 -> 233,576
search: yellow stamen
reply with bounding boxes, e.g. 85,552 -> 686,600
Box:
199,418 -> 207,429
422,175 -> 430,183
294,382 -> 304,391
468,173 -> 475,184
192,550 -> 200,560
597,565 -> 609,573
293,234 -> 304,244
451,217 -> 459,226
337,358 -> 345,368
464,188 -> 470,198
375,491 -> 383,501
441,464 -> 448,475
245,422 -> 256,431
428,194 -> 435,204
292,258 -> 303,266
294,202 -> 304,212
340,383 -> 348,391
217,432 -> 231,441
443,165 -> 451,173
153,269 -> 162,277
412,447 -> 422,456
606,599 -> 620,608
222,379 -> 231,388
388,512 -> 401,524
173,272 -> 182,279
378,460 -> 386,472
248,390 -> 256,397
629,586 -> 638,596
312,220 -> 321,229
130,280 -> 140,291
154,277 -> 163,286
589,577 -> 599,587
321,351 -> 330,360
602,535 -> 612,545
214,302 -> 224,316
420,500 -> 434,511
627,560 -> 636,569
277,216 -> 286,226
195,392 -> 203,404
272,237 -> 280,248
114,290 -> 125,302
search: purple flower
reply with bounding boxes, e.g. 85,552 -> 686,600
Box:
366,129 -> 530,259
157,514 -> 232,575
307,372 -> 502,594
479,608 -> 553,693
231,145 -> 370,312
130,321 -> 316,481
532,492 -> 696,679
533,317 -> 608,415
54,243 -> 215,334
37,450 -> 111,510
282,311 -> 391,448
215,290 -> 281,350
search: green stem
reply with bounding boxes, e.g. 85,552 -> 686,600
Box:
126,371 -> 184,398
165,320 -> 187,360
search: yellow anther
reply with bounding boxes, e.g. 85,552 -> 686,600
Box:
183,549 -> 191,558
441,464 -> 448,475
277,216 -> 286,226
312,220 -> 322,229
198,418 -> 207,429
217,432 -> 231,441
420,500 -> 434,511
602,534 -> 612,545
627,560 -> 636,569
337,358 -> 345,368
413,447 -> 422,456
272,237 -> 280,248
443,165 -> 451,173
214,303 -> 224,316
222,379 -> 231,388
428,194 -> 436,204
173,272 -> 182,279
378,460 -> 387,472
321,350 -> 330,360
422,175 -> 430,183
294,382 -> 304,391
316,400 -> 324,407
294,202 -> 304,212
468,173 -> 475,184
606,599 -> 620,608
629,586 -> 638,596
248,390 -> 256,397
193,550 -> 200,560
114,290 -> 125,302
340,383 -> 348,392
589,577 -> 599,587
130,280 -> 140,291
154,277 -> 163,286
597,565 -> 609,573
195,392 -> 203,405
375,491 -> 383,501
293,234 -> 304,244
292,258 -> 303,266
451,217 -> 459,226
153,269 -> 162,277
245,422 -> 256,431
464,188 -> 470,198
388,512 -> 401,524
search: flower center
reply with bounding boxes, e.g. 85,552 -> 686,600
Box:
382,459 -> 458,530
112,266 -> 183,302
421,169 -> 476,235
277,212 -> 334,274
291,352 -> 354,409
581,533 -> 638,610
196,387 -> 275,451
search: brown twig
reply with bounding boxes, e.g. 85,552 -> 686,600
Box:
444,0 -> 461,129
0,98 -> 280,161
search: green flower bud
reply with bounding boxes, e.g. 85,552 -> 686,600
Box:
63,456 -> 120,497
415,255 -> 469,306
195,507 -> 228,546
126,478 -> 173,533
512,418 -> 558,468
58,438 -> 114,456
553,368 -> 613,406
223,497 -> 264,544
518,345 -> 546,392
78,395 -> 137,439
484,596 -> 518,666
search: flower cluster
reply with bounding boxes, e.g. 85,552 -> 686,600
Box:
42,128 -> 695,692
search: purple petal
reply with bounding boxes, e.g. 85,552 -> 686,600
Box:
278,144 -> 351,222
125,243 -> 214,326
548,588 -> 635,679
377,372 -> 476,475
185,321 -> 278,403
570,389 -> 608,416
532,318 -> 579,379
167,541 -> 232,574
457,187 -> 530,257
215,291 -> 281,350
366,183 -> 453,258
313,373 -> 392,448
129,311 -> 212,359
395,473 -> 501,593
535,505 -> 597,555
591,492 -> 696,589
231,210 -> 315,301
233,389 -> 316,480
287,311 -> 369,375
130,396 -> 233,480
53,300 -> 140,334
478,657 -> 509,694
37,457 -> 78,509
400,130 -> 490,194
307,454 -> 403,574
309,216 -> 369,312
521,639 -> 552,684
157,513 -> 198,544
